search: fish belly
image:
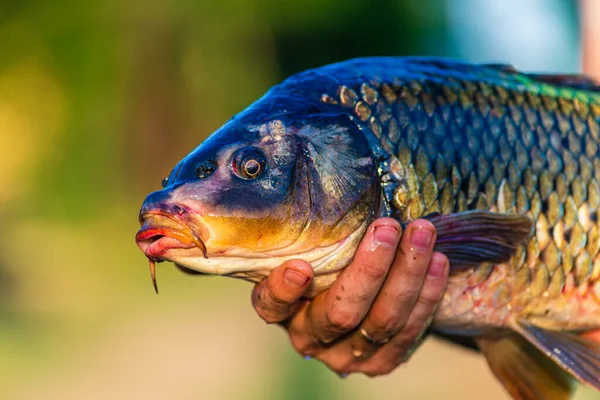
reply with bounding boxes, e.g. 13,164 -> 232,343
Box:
432,261 -> 600,335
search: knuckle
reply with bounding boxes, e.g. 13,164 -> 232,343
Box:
422,278 -> 446,300
256,311 -> 271,323
394,260 -> 427,284
344,364 -> 360,374
368,308 -> 400,334
253,291 -> 294,324
324,358 -> 351,375
299,347 -> 319,359
326,308 -> 362,332
418,288 -> 443,310
387,342 -> 412,363
394,287 -> 419,307
399,321 -> 424,342
290,335 -> 316,356
361,360 -> 401,377
360,261 -> 388,280
401,260 -> 428,280
330,366 -> 346,375
261,293 -> 292,316
251,284 -> 263,308
262,312 -> 282,324
395,343 -> 417,364
255,305 -> 280,324
263,286 -> 291,309
362,367 -> 386,377
380,363 -> 399,376
352,289 -> 371,303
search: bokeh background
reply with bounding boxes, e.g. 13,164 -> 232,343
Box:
1,0 -> 598,399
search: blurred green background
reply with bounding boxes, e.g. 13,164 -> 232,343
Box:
0,0 -> 597,399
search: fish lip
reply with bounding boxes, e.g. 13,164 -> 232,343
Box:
135,226 -> 182,242
138,210 -> 184,225
135,212 -> 208,259
141,234 -> 194,259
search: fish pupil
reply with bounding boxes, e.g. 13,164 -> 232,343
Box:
244,159 -> 261,177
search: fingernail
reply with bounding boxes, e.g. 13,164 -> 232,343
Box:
410,227 -> 433,250
428,254 -> 447,277
374,225 -> 399,248
284,268 -> 309,287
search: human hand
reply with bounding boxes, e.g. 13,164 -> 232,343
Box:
251,218 -> 449,376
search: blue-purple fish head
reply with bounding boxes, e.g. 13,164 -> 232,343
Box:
136,93 -> 380,291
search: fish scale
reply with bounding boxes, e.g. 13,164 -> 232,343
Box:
317,66 -> 600,333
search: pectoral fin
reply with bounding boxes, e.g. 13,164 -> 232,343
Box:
511,321 -> 600,392
424,211 -> 533,270
476,335 -> 575,400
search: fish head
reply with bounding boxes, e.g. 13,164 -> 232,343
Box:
136,102 -> 380,290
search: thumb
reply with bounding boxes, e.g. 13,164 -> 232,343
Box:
252,259 -> 314,324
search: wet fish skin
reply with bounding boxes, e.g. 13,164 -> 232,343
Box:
136,57 -> 600,399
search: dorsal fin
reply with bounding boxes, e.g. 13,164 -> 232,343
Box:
525,73 -> 600,92
481,63 -> 520,74
482,62 -> 600,92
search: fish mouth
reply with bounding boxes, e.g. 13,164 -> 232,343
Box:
136,213 -> 208,293
135,213 -> 208,260
136,227 -> 196,259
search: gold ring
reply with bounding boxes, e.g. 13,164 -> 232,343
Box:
358,327 -> 390,347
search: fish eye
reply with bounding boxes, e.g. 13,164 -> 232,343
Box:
161,177 -> 169,188
232,147 -> 266,180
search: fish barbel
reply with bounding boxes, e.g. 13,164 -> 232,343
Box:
135,57 -> 600,399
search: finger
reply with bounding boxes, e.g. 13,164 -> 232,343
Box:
252,259 -> 314,324
295,218 -> 401,346
349,219 -> 437,360
359,252 -> 449,375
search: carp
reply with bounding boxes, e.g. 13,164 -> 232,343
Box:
136,57 -> 600,399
